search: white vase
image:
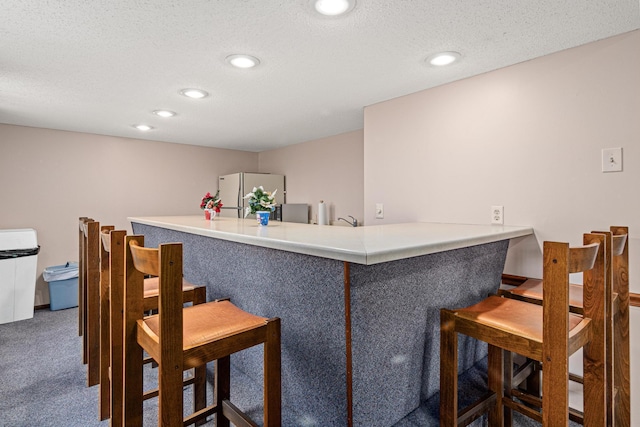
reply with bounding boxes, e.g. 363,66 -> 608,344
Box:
256,211 -> 270,226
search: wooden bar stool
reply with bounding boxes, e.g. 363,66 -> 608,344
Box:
100,229 -> 207,425
440,233 -> 606,426
122,235 -> 281,427
500,226 -> 629,426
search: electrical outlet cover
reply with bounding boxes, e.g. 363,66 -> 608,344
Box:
491,205 -> 504,225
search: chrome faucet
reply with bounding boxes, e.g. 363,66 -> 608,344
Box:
337,215 -> 358,227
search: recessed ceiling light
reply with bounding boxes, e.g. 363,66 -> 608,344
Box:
427,51 -> 461,66
313,0 -> 355,16
180,88 -> 209,99
226,54 -> 260,69
153,110 -> 176,118
134,124 -> 153,131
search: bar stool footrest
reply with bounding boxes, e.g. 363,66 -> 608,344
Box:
458,391 -> 496,427
221,400 -> 258,427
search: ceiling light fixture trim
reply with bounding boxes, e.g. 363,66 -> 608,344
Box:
313,0 -> 356,16
426,51 -> 462,66
133,124 -> 153,131
153,110 -> 176,118
180,88 -> 209,99
226,54 -> 261,69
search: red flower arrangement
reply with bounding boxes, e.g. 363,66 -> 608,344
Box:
200,190 -> 223,213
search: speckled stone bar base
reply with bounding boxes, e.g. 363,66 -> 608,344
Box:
132,222 -> 508,426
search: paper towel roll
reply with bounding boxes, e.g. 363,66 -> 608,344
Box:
318,201 -> 328,225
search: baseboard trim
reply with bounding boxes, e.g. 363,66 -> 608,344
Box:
35,304 -> 50,310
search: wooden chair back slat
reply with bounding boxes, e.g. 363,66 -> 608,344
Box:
567,242 -> 599,273
101,229 -> 111,253
611,233 -> 627,257
128,240 -> 161,277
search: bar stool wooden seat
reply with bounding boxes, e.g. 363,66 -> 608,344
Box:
500,226 -> 629,426
123,235 -> 281,427
100,229 -> 207,425
439,233 -> 606,427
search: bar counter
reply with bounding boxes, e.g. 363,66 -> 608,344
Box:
129,215 -> 532,426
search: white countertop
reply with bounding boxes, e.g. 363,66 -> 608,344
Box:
128,216 -> 533,265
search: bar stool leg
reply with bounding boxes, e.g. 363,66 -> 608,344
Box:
487,344 -> 503,427
264,318 -> 282,427
439,309 -> 458,426
192,287 -> 208,426
215,356 -> 231,427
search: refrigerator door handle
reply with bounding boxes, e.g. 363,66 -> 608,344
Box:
238,174 -> 243,218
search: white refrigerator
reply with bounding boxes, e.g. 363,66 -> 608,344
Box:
218,172 -> 285,218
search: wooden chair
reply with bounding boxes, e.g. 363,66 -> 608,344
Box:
500,226 -> 629,426
123,235 -> 281,427
79,217 -> 100,387
440,233 -> 606,426
100,229 -> 207,425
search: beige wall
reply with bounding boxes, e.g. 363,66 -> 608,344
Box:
364,30 -> 640,284
0,124 -> 258,305
258,130 -> 364,225
364,29 -> 640,420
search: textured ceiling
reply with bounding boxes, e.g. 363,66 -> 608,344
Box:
1,1 -> 638,152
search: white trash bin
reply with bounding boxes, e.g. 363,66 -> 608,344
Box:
0,229 -> 40,324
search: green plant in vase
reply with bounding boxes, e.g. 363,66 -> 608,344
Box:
243,186 -> 277,223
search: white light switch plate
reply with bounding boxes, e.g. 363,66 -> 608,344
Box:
375,203 -> 384,219
602,147 -> 622,172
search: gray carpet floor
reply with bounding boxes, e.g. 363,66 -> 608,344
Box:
0,308 -> 577,426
